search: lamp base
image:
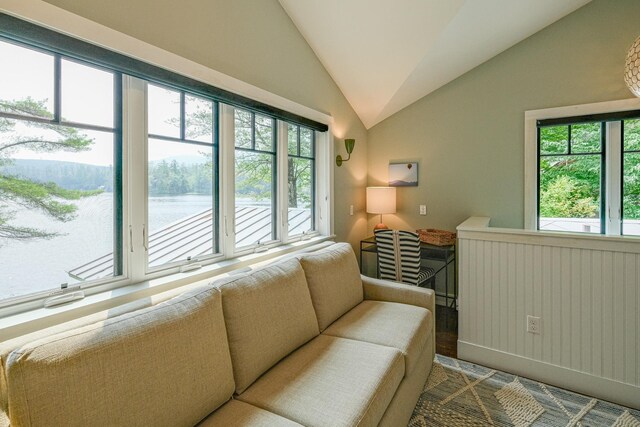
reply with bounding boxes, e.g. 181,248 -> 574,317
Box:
374,223 -> 388,231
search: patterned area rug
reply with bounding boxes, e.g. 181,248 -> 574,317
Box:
410,355 -> 640,426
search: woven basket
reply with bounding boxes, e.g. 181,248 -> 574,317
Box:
416,228 -> 456,246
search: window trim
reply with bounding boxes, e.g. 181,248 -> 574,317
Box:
524,98 -> 640,231
285,123 -> 317,239
0,4 -> 331,128
536,122 -> 606,233
621,120 -> 640,235
0,3 -> 335,316
0,12 -> 327,132
145,82 -> 221,272
0,39 -> 125,308
231,108 -> 279,251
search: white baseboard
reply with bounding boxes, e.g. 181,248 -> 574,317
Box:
458,341 -> 640,410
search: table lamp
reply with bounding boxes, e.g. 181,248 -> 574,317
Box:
366,186 -> 396,231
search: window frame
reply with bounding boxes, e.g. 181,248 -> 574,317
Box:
0,37 -> 125,307
0,13 -> 328,133
0,7 -> 333,318
285,123 -> 316,239
621,119 -> 640,235
525,98 -> 640,235
536,122 -> 606,234
145,82 -> 221,273
229,107 -> 279,252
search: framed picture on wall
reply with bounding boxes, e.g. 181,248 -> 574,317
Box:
389,162 -> 418,187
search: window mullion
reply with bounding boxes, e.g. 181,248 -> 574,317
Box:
316,130 -> 332,236
53,55 -> 61,123
123,75 -> 148,281
311,132 -> 317,232
220,104 -> 236,258
277,120 -> 289,243
600,123 -> 606,234
179,91 -> 186,140
271,120 -> 279,243
606,121 -> 622,235
113,72 -> 124,277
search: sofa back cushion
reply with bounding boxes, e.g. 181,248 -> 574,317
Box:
298,242 -> 364,331
5,286 -> 234,427
216,258 -> 319,394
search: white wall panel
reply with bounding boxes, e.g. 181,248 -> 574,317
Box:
457,217 -> 640,408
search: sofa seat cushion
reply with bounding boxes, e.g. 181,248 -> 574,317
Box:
298,243 -> 364,331
238,334 -> 404,427
199,400 -> 303,426
5,286 -> 234,427
322,300 -> 432,375
216,258 -> 320,394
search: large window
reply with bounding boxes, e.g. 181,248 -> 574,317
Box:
529,102 -> 640,236
234,109 -> 276,249
0,14 -> 329,312
623,118 -> 640,236
147,84 -> 218,269
538,123 -> 604,233
287,123 -> 315,235
0,39 -> 122,300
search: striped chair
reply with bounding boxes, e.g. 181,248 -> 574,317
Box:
374,229 -> 436,288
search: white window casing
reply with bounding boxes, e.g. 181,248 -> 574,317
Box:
606,121 -> 622,235
0,2 -> 335,322
524,98 -> 640,232
277,120 -> 290,243
220,103 -> 236,258
124,75 -> 147,282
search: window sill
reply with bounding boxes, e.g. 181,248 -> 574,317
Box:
0,235 -> 335,341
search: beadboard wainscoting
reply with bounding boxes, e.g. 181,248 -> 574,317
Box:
457,217 -> 640,409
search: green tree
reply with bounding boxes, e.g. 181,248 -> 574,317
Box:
539,175 -> 597,218
0,98 -> 100,242
288,157 -> 311,208
167,91 -> 312,207
623,119 -> 640,220
539,124 -> 601,219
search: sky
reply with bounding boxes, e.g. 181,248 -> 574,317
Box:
0,40 -> 215,166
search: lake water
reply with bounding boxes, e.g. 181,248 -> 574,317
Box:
0,193 -> 215,301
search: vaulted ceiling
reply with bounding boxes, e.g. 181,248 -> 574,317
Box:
278,0 -> 591,129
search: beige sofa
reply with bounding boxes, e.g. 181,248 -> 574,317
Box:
0,243 -> 435,427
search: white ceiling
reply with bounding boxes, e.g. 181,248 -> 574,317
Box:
279,0 -> 592,129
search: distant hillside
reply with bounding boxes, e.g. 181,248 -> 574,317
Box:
2,156 -> 214,195
149,154 -> 206,166
2,159 -> 113,191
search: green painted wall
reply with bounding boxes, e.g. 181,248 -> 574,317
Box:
367,0 -> 640,232
41,0 -> 640,244
42,0 -> 369,249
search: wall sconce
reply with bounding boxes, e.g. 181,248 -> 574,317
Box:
625,35 -> 640,97
336,138 -> 355,166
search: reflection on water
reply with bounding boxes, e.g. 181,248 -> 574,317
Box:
0,194 -> 212,301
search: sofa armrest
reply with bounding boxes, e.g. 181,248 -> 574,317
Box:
361,275 -> 436,360
1,357 -> 8,427
362,275 -> 435,312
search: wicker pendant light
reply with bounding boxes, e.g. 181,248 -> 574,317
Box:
625,36 -> 640,97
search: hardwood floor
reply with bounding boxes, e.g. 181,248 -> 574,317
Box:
435,305 -> 458,358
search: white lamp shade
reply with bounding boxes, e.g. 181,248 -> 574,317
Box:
366,187 -> 396,214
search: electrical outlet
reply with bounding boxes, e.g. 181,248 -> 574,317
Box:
419,205 -> 427,215
527,315 -> 541,334
349,205 -> 354,216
